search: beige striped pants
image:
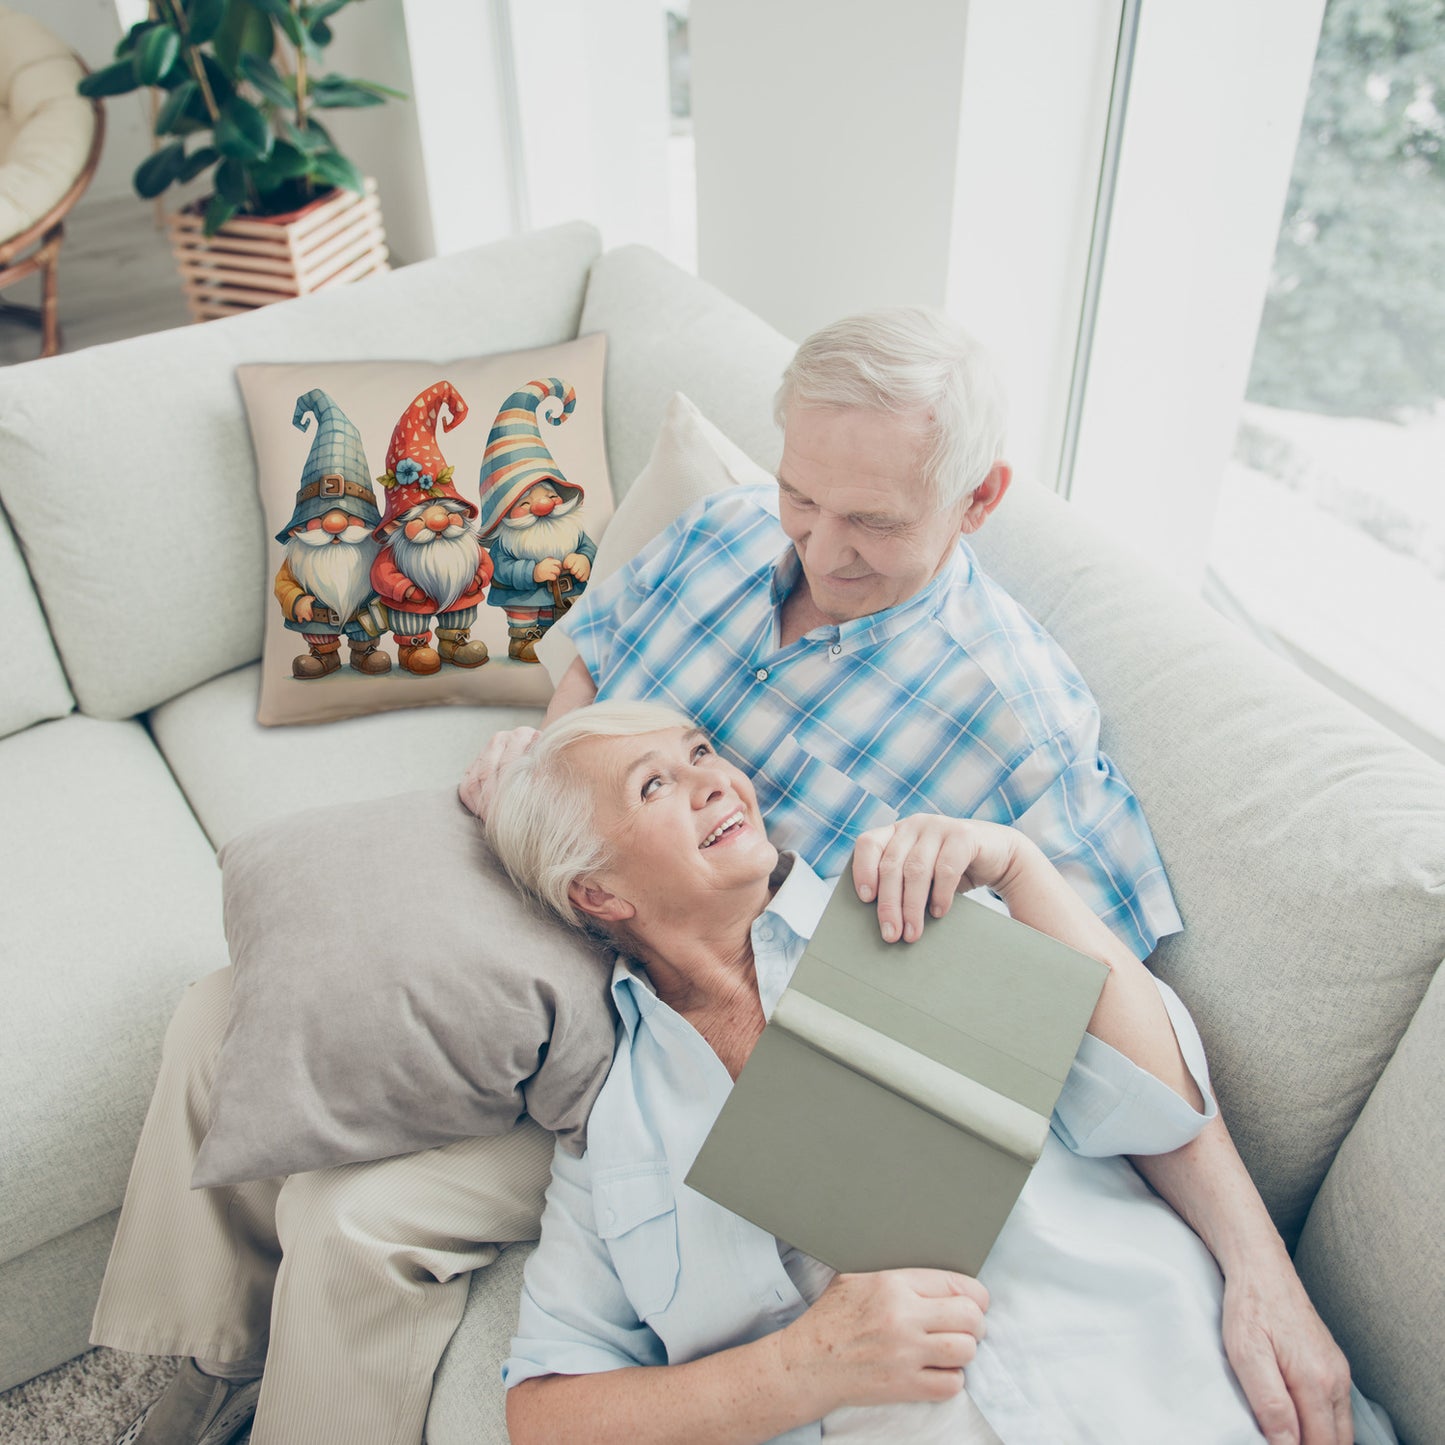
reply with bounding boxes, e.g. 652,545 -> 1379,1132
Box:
91,969 -> 555,1445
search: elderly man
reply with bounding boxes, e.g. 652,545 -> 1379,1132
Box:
96,311 -> 1350,1445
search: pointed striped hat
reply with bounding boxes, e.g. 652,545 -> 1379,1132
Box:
475,378 -> 581,540
374,381 -> 473,536
276,388 -> 380,543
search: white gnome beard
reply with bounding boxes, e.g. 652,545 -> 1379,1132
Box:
390,528 -> 479,612
286,531 -> 380,624
498,506 -> 586,562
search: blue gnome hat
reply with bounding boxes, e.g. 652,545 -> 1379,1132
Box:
275,388 -> 382,543
475,378 -> 581,540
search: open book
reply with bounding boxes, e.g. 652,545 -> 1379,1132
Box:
685,883 -> 1109,1275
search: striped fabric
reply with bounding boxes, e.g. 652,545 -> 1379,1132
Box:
475,378 -> 578,539
561,485 -> 1182,961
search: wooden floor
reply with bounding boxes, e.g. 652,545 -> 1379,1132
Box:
0,194 -> 192,366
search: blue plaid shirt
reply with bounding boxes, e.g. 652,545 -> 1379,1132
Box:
561,485 -> 1181,959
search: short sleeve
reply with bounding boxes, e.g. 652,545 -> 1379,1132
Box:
503,1140 -> 666,1389
1051,977 -> 1217,1158
999,708 -> 1183,961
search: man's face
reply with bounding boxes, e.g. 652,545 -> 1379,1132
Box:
776,406 -> 972,623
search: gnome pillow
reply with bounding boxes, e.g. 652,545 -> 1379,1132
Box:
238,336 -> 611,726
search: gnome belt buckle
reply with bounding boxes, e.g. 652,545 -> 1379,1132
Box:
320,474 -> 346,498
548,576 -> 576,617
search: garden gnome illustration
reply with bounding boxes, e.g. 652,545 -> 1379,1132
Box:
274,389 -> 390,679
475,378 -> 596,663
371,381 -> 493,675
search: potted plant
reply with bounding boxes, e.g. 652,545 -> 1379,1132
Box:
79,0 -> 404,319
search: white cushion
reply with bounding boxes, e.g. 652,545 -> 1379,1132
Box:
0,222 -> 602,721
147,663 -> 539,849
0,504 -> 71,738
0,714 -> 227,1266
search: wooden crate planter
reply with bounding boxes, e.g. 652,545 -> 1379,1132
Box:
165,179 -> 389,322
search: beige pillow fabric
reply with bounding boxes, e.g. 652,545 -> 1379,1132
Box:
537,391 -> 772,685
194,788 -> 618,1188
238,334 -> 611,725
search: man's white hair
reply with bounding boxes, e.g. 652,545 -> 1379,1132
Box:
488,700 -> 696,930
774,307 -> 1008,511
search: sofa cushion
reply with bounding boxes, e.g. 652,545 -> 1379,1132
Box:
237,336 -> 612,726
0,222 -> 602,722
0,715 -> 227,1267
580,245 -> 794,501
147,663 -> 535,850
0,502 -> 71,738
1295,958 -> 1445,1445
968,479 -> 1445,1243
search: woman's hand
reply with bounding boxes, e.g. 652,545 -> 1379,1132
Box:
779,1269 -> 988,1411
852,815 -> 1029,943
459,726 -> 540,821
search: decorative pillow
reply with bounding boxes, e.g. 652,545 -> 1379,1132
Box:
537,391 -> 773,685
237,334 -> 611,726
193,787 -> 618,1188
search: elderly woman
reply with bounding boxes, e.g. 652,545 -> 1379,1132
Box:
486,701 -> 1350,1445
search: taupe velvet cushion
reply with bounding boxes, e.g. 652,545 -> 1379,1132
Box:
193,788 -> 617,1187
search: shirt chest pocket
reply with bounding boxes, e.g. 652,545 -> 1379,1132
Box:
593,1164 -> 681,1322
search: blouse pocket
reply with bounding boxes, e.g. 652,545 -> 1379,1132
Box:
593,1162 -> 681,1321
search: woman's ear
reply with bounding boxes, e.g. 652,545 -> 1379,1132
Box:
567,879 -> 635,924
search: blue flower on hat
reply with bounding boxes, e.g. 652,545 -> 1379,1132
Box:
395,457 -> 423,487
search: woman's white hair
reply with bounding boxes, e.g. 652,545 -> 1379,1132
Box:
774,307 -> 1008,511
487,700 -> 696,931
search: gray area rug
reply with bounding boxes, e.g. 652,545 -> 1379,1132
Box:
0,1350 -> 196,1445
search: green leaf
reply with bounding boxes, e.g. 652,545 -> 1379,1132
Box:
247,0 -> 306,45
186,0 -> 227,47
308,75 -> 384,108
199,53 -> 236,107
134,25 -> 181,86
308,18 -> 332,46
301,0 -> 352,23
263,139 -> 312,178
133,142 -> 185,199
154,79 -> 198,135
239,52 -> 295,107
203,192 -> 239,236
281,115 -> 332,153
115,20 -> 155,59
349,77 -> 408,101
79,59 -> 143,98
310,148 -> 363,194
215,156 -> 249,204
215,95 -> 274,160
178,145 -> 220,182
213,0 -> 274,75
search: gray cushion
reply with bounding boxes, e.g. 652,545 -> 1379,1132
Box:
0,222 -> 602,721
969,479 -> 1445,1243
0,715 -> 226,1265
0,503 -> 71,738
147,662 -> 538,850
1295,959 -> 1445,1445
195,790 -> 617,1187
580,244 -> 794,500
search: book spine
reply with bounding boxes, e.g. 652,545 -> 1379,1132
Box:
771,990 -> 1050,1164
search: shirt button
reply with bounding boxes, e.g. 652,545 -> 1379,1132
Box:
755,668 -> 769,681
830,644 -> 842,655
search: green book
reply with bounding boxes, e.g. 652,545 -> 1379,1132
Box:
684,886 -> 1109,1276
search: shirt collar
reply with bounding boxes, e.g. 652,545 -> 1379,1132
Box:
767,542 -> 973,650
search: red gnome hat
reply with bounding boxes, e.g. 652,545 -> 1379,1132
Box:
373,381 -> 475,536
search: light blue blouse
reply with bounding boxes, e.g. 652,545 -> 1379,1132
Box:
504,858 -> 1271,1443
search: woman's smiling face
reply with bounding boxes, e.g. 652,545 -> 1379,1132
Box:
567,726 -> 778,925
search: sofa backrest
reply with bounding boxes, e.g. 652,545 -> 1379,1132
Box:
0,500 -> 72,738
0,221 -> 602,721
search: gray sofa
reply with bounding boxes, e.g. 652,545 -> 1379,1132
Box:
1,222 -> 1440,1444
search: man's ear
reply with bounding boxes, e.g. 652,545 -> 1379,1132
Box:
567,879 -> 635,924
959,462 -> 1012,536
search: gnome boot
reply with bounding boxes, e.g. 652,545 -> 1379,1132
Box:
507,624 -> 547,663
396,633 -> 441,675
436,627 -> 489,668
293,638 -> 342,679
348,639 -> 391,675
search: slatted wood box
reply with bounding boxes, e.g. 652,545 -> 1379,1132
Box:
165,178 -> 389,322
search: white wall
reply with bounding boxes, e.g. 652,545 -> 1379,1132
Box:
690,0 -> 973,342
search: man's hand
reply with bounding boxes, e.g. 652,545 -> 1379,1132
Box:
533,557 -> 564,584
562,552 -> 592,582
1221,1262 -> 1352,1445
459,726 -> 541,821
294,595 -> 315,622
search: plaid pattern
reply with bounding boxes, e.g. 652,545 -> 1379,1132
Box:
563,485 -> 1182,960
